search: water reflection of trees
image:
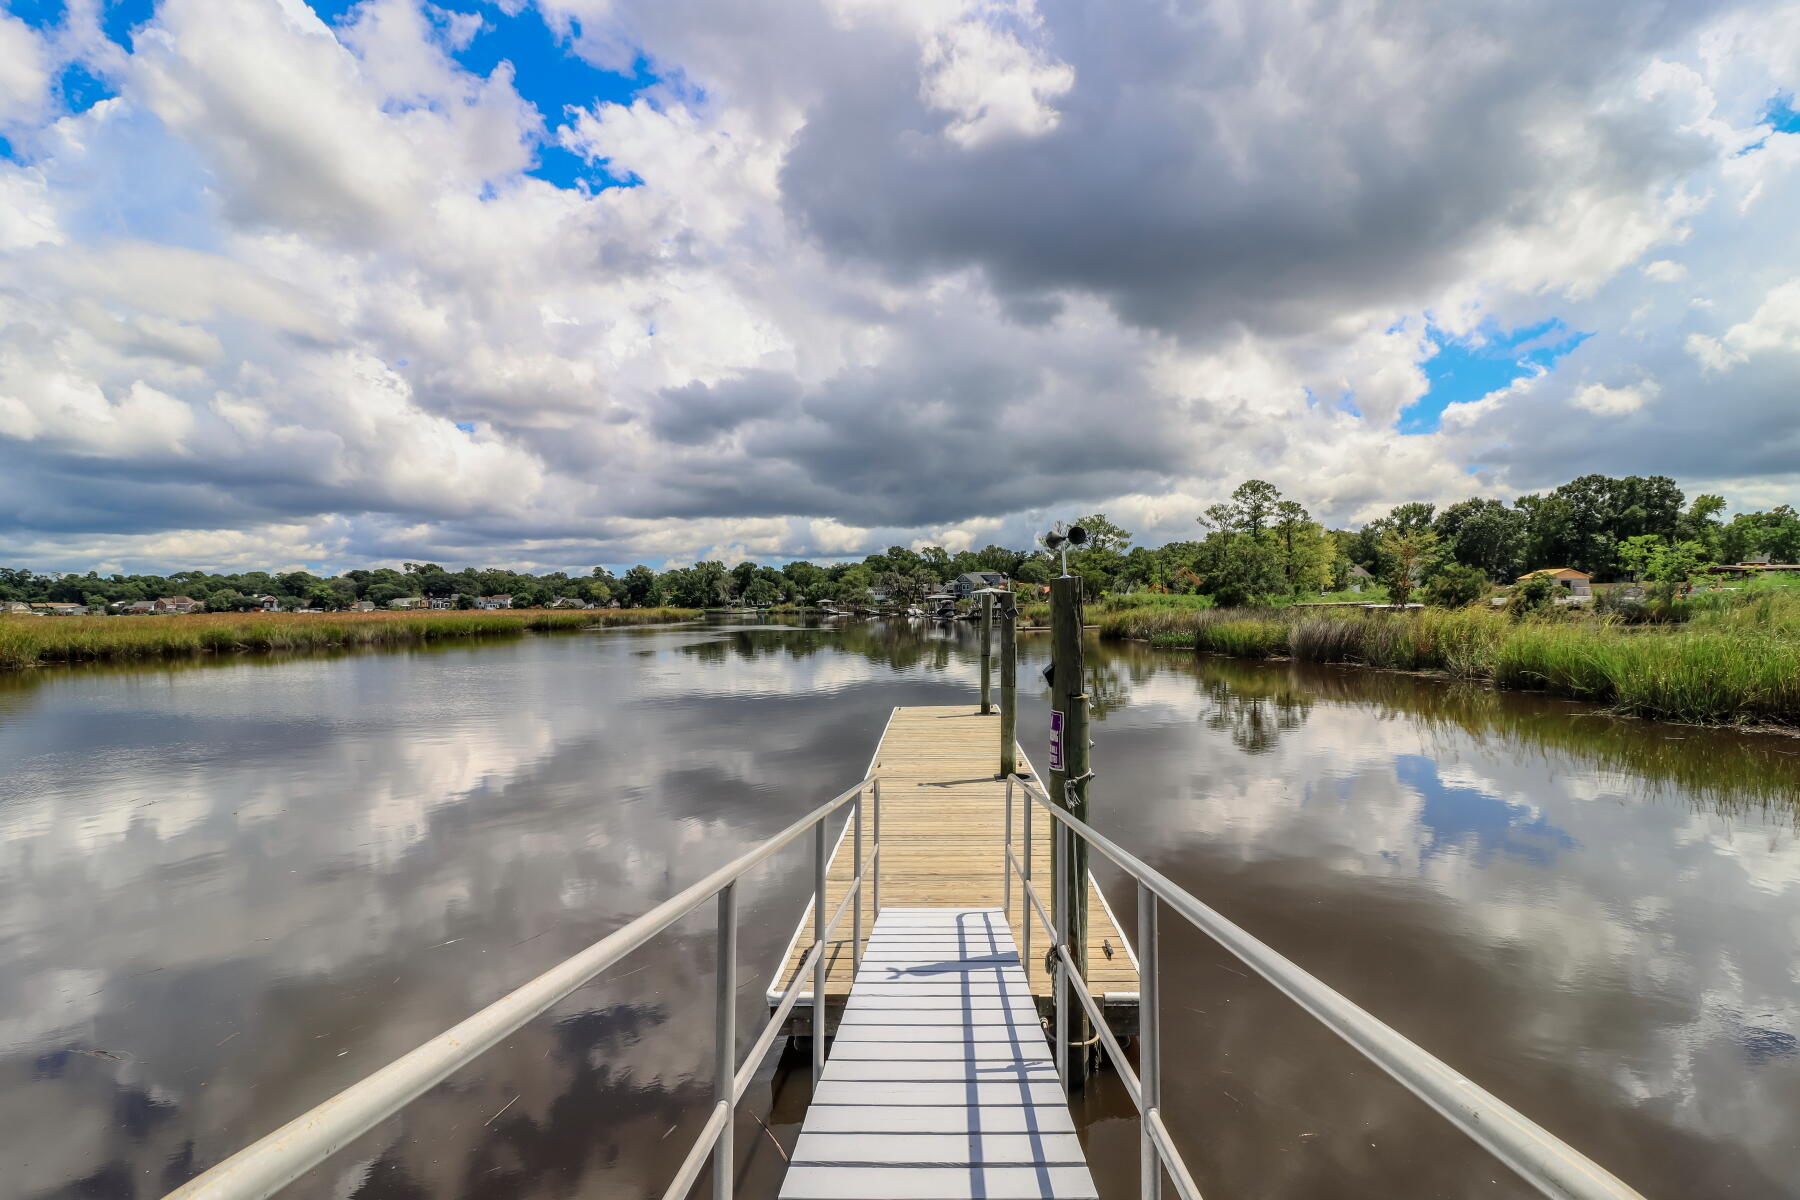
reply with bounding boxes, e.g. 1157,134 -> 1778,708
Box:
1194,660 -> 1314,754
678,618 -> 968,674
1127,647 -> 1800,818
1083,661 -> 1134,719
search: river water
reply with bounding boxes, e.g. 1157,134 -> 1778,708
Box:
1,617 -> 1796,1199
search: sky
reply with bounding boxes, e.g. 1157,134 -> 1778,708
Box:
1,0 -> 1798,576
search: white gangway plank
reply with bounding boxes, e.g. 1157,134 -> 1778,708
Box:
778,907 -> 1098,1200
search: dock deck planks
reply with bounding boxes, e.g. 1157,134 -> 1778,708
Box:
767,705 -> 1140,1030
777,907 -> 1099,1200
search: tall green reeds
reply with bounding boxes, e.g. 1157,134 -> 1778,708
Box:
1098,599 -> 1800,727
0,607 -> 699,670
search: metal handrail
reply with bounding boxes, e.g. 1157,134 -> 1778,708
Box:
165,776 -> 881,1200
1003,773 -> 1645,1200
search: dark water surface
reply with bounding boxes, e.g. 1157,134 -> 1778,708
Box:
2,618 -> 1797,1199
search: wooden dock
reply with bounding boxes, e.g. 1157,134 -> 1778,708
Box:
766,705 -> 1140,1033
778,907 -> 1097,1199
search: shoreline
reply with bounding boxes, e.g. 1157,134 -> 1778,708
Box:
1108,611 -> 1800,734
0,608 -> 701,671
1133,637 -> 1800,738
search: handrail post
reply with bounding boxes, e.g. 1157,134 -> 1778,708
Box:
713,884 -> 737,1200
1052,819 -> 1068,1089
852,789 -> 864,974
812,820 -> 827,1084
872,779 -> 881,915
1137,883 -> 1160,1200
1003,778 -> 1014,919
1022,780 -> 1032,974
999,592 -> 1018,777
979,591 -> 994,714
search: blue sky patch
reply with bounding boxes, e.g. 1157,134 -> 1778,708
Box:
531,143 -> 642,192
297,0 -> 655,193
1397,754 -> 1576,867
6,0 -> 66,29
101,0 -> 154,50
1399,316 -> 1590,434
1739,93 -> 1800,157
1765,92 -> 1800,135
58,61 -> 112,113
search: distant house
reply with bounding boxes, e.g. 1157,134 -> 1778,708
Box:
250,594 -> 281,612
120,600 -> 156,615
34,602 -> 89,616
4,601 -> 37,614
949,571 -> 1009,598
155,596 -> 200,613
475,595 -> 513,610
546,597 -> 590,609
1345,564 -> 1374,593
350,600 -> 376,612
1517,567 -> 1592,598
389,597 -> 426,609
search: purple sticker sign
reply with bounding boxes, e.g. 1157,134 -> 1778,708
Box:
1048,709 -> 1065,771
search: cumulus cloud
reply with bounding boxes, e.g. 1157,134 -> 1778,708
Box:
0,0 -> 1798,572
1571,381 -> 1658,416
0,12 -> 52,127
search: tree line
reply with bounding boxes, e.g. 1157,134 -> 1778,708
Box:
3,473 -> 1796,612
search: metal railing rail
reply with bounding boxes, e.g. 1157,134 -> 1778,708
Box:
165,777 -> 881,1200
1003,775 -> 1645,1200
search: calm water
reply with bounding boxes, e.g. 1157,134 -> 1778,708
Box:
2,618 -> 1797,1199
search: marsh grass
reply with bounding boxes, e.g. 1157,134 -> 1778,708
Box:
1100,598 -> 1800,727
0,608 -> 700,670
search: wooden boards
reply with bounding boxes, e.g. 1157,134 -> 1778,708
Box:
777,907 -> 1099,1200
767,705 -> 1139,1032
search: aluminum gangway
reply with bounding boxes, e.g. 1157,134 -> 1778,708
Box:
162,716 -> 1647,1200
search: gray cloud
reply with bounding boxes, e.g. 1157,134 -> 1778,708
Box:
779,1 -> 1726,339
1,0 -> 1797,573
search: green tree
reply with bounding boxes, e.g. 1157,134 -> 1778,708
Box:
730,560 -> 758,601
308,584 -> 348,611
1677,494 -> 1726,559
1192,534 -> 1283,606
1423,563 -> 1490,608
1720,505 -> 1800,563
1385,502 -> 1437,535
620,565 -> 660,607
1508,573 -> 1557,618
1644,540 -> 1710,584
1618,534 -> 1664,581
1202,480 -> 1281,536
1378,528 -> 1438,606
1433,498 -> 1525,580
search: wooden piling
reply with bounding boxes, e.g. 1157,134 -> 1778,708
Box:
979,592 -> 994,715
999,590 -> 1018,779
1047,574 -> 1092,1088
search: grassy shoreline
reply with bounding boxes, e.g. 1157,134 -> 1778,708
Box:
0,608 -> 701,670
1096,596 -> 1800,728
